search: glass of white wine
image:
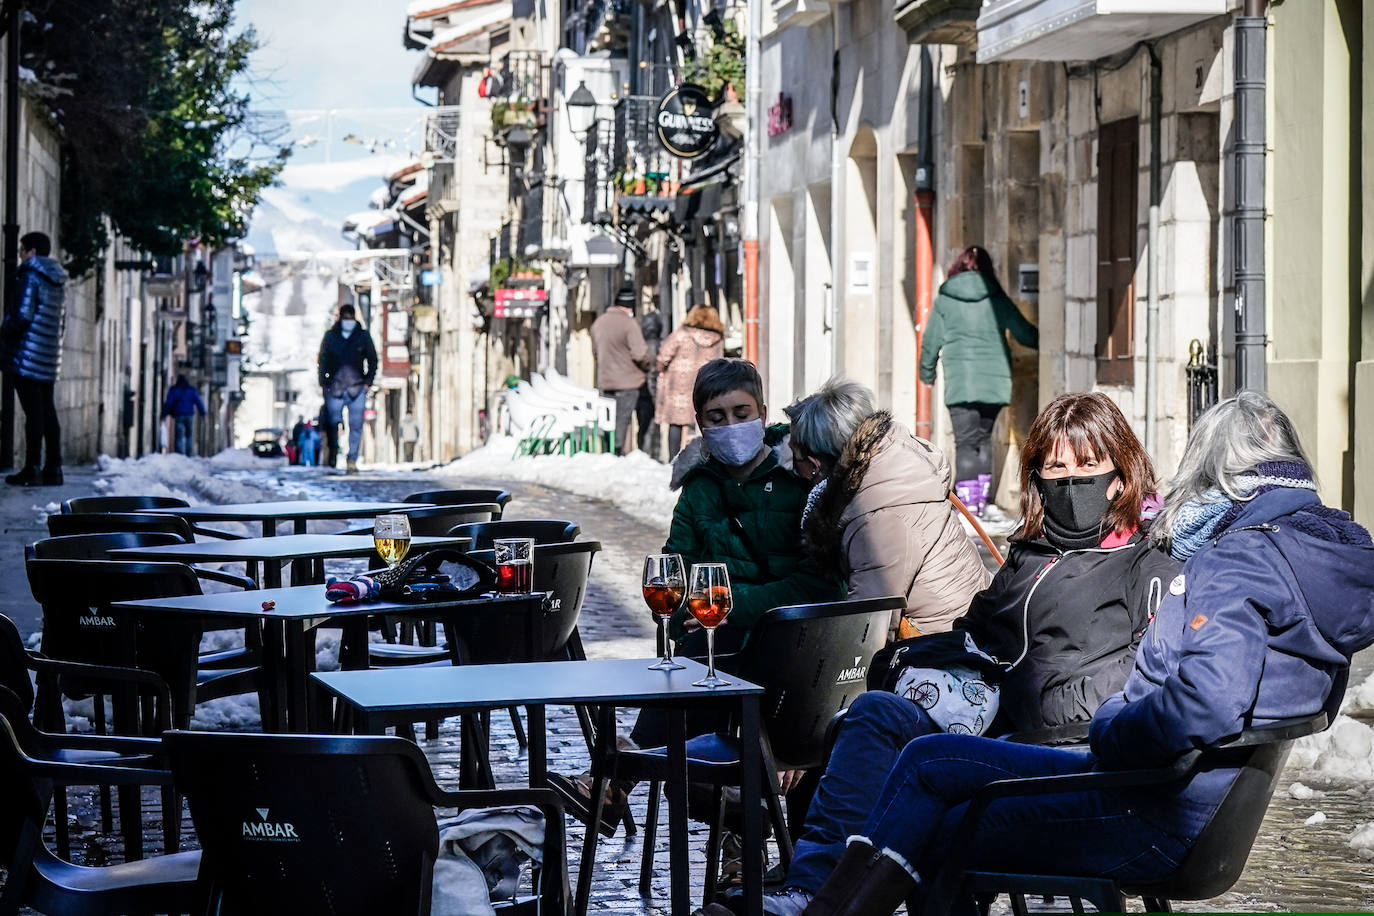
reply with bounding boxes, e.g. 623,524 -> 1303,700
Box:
373,514 -> 412,570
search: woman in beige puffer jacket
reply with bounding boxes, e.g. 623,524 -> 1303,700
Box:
655,305 -> 725,459
788,381 -> 991,640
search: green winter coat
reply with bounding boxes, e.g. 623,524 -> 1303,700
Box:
918,271 -> 1038,406
664,425 -> 842,643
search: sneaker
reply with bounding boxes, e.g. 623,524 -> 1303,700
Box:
762,887 -> 814,916
346,460 -> 358,474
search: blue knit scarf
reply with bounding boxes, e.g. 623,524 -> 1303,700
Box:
1168,460 -> 1318,561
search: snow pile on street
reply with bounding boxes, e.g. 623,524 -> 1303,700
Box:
1341,669 -> 1374,717
437,435 -> 678,520
1290,714 -> 1374,783
1348,822 -> 1374,859
90,449 -> 288,524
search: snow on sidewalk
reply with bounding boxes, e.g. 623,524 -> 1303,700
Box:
432,435 -> 678,520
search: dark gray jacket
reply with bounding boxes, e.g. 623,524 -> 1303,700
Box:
0,255 -> 68,382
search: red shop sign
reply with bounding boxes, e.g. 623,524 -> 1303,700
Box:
494,287 -> 549,319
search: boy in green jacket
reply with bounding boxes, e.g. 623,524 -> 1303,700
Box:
662,357 -> 842,651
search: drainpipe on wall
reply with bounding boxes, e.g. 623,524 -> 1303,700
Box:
1144,46 -> 1162,458
741,0 -> 762,364
1233,0 -> 1267,391
914,46 -> 936,442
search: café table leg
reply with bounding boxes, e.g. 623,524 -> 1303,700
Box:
526,704 -> 547,787
261,620 -> 288,732
264,559 -> 284,590
739,696 -> 764,916
262,518 -> 277,538
575,705 -> 616,916
294,518 -> 308,535
667,707 -> 690,916
283,621 -> 310,731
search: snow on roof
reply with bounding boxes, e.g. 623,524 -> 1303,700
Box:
429,4 -> 512,54
342,210 -> 398,235
368,186 -> 392,209
407,0 -> 504,20
389,160 -> 425,183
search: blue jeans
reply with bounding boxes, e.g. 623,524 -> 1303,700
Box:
858,733 -> 1192,901
174,415 -> 195,456
787,692 -> 941,892
325,390 -> 366,462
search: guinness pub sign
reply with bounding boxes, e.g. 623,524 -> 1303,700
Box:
656,83 -> 718,159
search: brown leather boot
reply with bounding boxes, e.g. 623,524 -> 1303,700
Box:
802,840 -> 919,916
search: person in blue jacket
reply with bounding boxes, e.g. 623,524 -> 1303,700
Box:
1,232 -> 68,486
161,374 -> 207,456
785,391 -> 1374,916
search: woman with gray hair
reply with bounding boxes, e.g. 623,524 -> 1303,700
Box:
786,378 -> 990,640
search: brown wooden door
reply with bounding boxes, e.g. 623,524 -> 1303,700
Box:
1096,118 -> 1139,386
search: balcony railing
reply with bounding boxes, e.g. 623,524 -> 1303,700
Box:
613,95 -> 675,192
423,106 -> 462,160
584,119 -> 616,226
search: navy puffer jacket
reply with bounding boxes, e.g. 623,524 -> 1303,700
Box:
1090,487 -> 1374,835
0,255 -> 68,382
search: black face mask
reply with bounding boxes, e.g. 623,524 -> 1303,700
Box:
1034,469 -> 1120,547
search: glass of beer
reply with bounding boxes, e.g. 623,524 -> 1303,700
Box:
373,514 -> 412,570
687,562 -> 732,688
494,538 -> 535,594
643,554 -> 686,671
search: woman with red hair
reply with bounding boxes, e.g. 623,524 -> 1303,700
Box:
918,245 -> 1038,515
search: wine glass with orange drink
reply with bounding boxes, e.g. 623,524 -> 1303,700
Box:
686,562 -> 732,687
642,554 -> 687,670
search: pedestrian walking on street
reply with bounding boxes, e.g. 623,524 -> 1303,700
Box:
297,420 -> 321,466
317,303 -> 377,473
655,304 -> 724,460
290,414 -> 307,465
640,308 -> 664,460
590,286 -> 651,455
161,375 -> 207,456
918,245 -> 1038,516
1,231 -> 68,486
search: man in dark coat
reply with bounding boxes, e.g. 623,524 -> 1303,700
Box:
589,286 -> 650,455
161,374 -> 207,456
1,231 -> 68,486
317,304 -> 377,472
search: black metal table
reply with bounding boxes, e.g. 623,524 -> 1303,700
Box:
311,658 -> 766,916
147,500 -> 423,537
111,585 -> 546,732
111,534 -> 467,589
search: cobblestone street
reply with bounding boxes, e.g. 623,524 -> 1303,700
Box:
7,460 -> 1374,913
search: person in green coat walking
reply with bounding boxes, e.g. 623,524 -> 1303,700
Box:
918,245 -> 1038,515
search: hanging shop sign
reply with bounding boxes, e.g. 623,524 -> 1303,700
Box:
656,84 -> 718,159
495,287 -> 549,319
767,93 -> 793,137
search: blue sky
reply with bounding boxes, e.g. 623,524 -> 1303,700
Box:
235,0 -> 431,254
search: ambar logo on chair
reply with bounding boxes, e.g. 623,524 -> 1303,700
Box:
241,807 -> 301,842
835,656 -> 868,684
78,614 -> 117,628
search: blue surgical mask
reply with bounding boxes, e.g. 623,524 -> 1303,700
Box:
701,418 -> 766,467
340,319 -> 358,334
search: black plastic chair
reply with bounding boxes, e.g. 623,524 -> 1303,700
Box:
367,541 -> 601,770
338,503 -> 502,541
448,519 -> 581,550
0,701 -> 200,915
60,495 -> 245,540
25,559 -> 265,735
405,487 -> 513,513
593,595 -> 903,904
1,615 -> 176,861
924,670 -> 1350,915
163,730 -> 567,916
48,511 -> 199,540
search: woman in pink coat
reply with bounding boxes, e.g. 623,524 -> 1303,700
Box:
655,305 -> 725,459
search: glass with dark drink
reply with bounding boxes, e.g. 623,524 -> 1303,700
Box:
687,562 -> 732,687
494,538 -> 534,594
643,553 -> 686,670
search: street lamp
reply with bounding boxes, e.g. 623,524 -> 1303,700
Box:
565,80 -> 598,139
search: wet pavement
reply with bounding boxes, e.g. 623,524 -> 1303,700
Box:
8,459 -> 1374,913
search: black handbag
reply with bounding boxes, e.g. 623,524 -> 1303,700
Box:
867,629 -> 1007,692
372,548 -> 498,603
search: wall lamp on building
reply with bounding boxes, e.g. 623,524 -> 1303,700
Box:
565,80 -> 599,140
